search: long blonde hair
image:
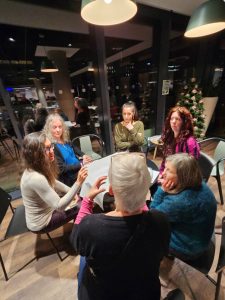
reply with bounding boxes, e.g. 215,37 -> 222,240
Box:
43,113 -> 70,143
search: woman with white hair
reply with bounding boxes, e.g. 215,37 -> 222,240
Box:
71,153 -> 170,300
44,113 -> 92,187
151,153 -> 217,261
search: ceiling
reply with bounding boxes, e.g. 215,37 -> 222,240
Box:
0,0 -> 207,88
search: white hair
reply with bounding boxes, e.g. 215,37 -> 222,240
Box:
43,113 -> 70,143
108,153 -> 151,213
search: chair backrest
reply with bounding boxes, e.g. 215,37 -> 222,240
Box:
72,134 -> 104,160
0,188 -> 11,225
216,217 -> 225,273
198,152 -> 214,182
214,141 -> 225,175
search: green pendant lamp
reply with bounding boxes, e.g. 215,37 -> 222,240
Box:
41,59 -> 59,73
81,0 -> 137,26
185,0 -> 225,38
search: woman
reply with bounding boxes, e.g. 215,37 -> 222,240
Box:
20,132 -> 88,232
71,153 -> 170,300
151,153 -> 217,261
74,97 -> 90,127
160,106 -> 200,173
44,113 -> 92,187
114,101 -> 144,152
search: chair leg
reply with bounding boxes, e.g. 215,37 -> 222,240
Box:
9,202 -> 15,213
46,233 -> 63,261
0,252 -> 8,281
214,271 -> 222,300
215,176 -> 224,205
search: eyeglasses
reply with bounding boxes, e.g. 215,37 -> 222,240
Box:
45,143 -> 54,153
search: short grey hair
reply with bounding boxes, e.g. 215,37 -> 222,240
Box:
43,113 -> 70,143
108,153 -> 151,213
166,153 -> 202,191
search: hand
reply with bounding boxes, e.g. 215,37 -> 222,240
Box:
87,176 -> 107,200
125,122 -> 134,131
76,166 -> 88,186
83,155 -> 93,165
161,179 -> 175,193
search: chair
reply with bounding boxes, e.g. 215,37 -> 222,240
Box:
198,137 -> 225,205
72,134 -> 105,160
143,128 -> 154,156
0,193 -> 66,280
179,217 -> 225,300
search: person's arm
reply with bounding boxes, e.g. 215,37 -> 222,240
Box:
74,176 -> 106,224
54,144 -> 81,174
32,167 -> 88,210
129,121 -> 144,146
114,123 -> 134,150
186,136 -> 200,159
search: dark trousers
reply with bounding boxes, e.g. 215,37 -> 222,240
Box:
38,206 -> 79,233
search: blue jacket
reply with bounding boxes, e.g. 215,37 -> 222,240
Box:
150,182 -> 217,258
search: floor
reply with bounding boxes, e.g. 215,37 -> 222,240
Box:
0,140 -> 225,300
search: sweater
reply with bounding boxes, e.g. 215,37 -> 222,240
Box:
160,136 -> 200,173
20,169 -> 80,231
114,120 -> 144,151
150,182 -> 217,258
71,210 -> 170,300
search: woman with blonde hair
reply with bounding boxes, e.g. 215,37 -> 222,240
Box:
44,113 -> 92,187
114,101 -> 144,152
20,132 -> 88,232
151,153 -> 217,261
71,153 -> 170,300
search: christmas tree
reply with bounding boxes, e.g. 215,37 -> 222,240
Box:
176,78 -> 205,139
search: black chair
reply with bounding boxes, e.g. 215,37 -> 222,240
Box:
179,217 -> 225,300
0,193 -> 66,280
0,187 -> 15,214
198,137 -> 225,205
72,134 -> 105,160
198,151 -> 214,182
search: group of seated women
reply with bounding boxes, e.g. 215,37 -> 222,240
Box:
19,100 -> 217,300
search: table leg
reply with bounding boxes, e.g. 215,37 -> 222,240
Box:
153,145 -> 158,160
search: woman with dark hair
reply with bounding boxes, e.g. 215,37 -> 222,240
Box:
23,107 -> 49,135
74,98 -> 90,127
159,106 -> 200,173
114,101 -> 144,152
151,153 -> 216,261
20,132 -> 88,232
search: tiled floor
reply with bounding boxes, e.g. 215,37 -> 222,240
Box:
0,142 -> 225,299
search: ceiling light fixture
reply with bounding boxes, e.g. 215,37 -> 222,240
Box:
185,0 -> 225,38
81,0 -> 137,26
40,59 -> 59,73
87,62 -> 94,71
9,37 -> 15,42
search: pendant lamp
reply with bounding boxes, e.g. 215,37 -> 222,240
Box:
41,59 -> 59,73
81,0 -> 137,26
185,0 -> 225,38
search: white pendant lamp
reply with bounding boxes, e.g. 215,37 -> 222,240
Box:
81,0 -> 137,26
185,0 -> 225,38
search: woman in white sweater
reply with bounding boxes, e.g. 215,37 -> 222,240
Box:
20,132 -> 87,232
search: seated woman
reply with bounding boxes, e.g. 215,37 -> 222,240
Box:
151,153 -> 217,261
44,113 -> 92,187
20,132 -> 88,232
74,97 -> 90,127
159,106 -> 200,173
71,153 -> 170,300
114,101 -> 144,152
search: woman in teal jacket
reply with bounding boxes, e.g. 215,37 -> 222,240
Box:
151,153 -> 217,261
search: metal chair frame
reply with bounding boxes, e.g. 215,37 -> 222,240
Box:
72,134 -> 105,159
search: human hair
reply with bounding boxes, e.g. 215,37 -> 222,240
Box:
22,132 -> 58,186
162,106 -> 194,144
122,101 -> 139,121
166,153 -> 202,191
108,153 -> 151,213
75,98 -> 89,112
43,113 -> 70,143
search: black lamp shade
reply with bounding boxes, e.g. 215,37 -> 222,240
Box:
185,0 -> 225,38
41,59 -> 59,73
